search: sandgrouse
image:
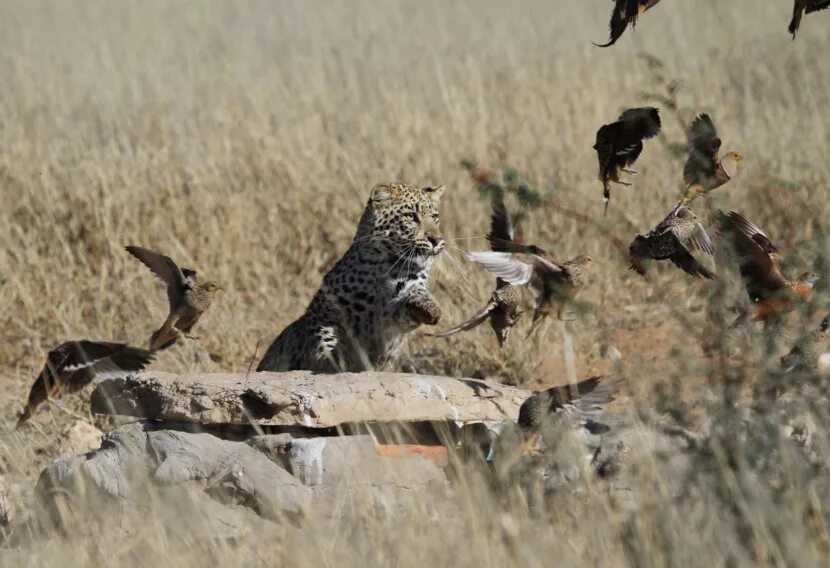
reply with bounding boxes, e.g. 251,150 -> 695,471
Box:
789,0 -> 830,38
679,113 -> 743,205
718,211 -> 818,326
431,190 -> 524,346
468,196 -> 592,331
629,206 -> 715,279
594,107 -> 661,215
17,340 -> 154,427
595,0 -> 665,47
126,246 -> 221,351
518,376 -> 621,452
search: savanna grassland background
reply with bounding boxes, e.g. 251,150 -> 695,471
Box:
1,0 -> 830,565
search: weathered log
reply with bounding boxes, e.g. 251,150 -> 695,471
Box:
90,371 -> 531,427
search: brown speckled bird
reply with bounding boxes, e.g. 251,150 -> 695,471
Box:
126,246 -> 221,351
469,190 -> 592,329
781,315 -> 830,373
430,284 -> 523,347
594,107 -> 661,215
16,340 -> 154,428
629,206 -> 715,278
718,211 -> 819,326
518,376 -> 621,452
469,236 -> 592,329
789,0 -> 830,38
679,114 -> 743,205
595,0 -> 664,47
432,190 -> 525,346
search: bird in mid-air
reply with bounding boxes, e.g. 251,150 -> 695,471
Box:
16,340 -> 154,427
629,206 -> 715,279
718,211 -> 819,327
431,190 -> 524,346
679,113 -> 743,205
789,0 -> 830,38
518,376 -> 621,452
468,196 -> 592,332
780,315 -> 829,373
594,107 -> 662,216
126,246 -> 221,351
595,0 -> 664,47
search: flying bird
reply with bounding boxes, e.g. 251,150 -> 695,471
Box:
679,114 -> 743,205
518,376 -> 621,453
780,315 -> 830,373
718,211 -> 819,326
469,251 -> 593,334
789,0 -> 830,38
431,190 -> 525,346
629,206 -> 715,279
595,0 -> 664,47
16,341 -> 154,427
126,246 -> 221,351
594,107 -> 661,215
430,285 -> 523,347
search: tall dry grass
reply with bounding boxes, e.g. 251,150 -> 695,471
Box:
1,0 -> 830,565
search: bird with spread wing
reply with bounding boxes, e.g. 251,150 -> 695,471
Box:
629,206 -> 715,279
789,0 -> 830,38
679,113 -> 743,205
717,211 -> 818,327
595,0 -> 664,47
467,198 -> 592,332
126,246 -> 222,351
430,191 -> 524,347
17,341 -> 154,427
518,376 -> 622,453
594,107 -> 661,215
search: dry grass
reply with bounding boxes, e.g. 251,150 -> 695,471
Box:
1,0 -> 830,565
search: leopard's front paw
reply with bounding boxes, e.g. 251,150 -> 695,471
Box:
405,296 -> 442,326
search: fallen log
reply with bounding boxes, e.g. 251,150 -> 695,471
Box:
90,371 -> 531,428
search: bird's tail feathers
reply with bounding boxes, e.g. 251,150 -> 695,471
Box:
149,326 -> 180,351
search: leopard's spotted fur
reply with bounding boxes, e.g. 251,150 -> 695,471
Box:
257,183 -> 445,373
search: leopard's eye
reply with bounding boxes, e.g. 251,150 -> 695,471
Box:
403,211 -> 418,222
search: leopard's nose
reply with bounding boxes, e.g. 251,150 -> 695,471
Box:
428,235 -> 444,253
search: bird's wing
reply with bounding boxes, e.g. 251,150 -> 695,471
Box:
487,188 -> 515,251
668,245 -> 716,279
542,376 -> 622,422
125,245 -> 189,309
806,0 -> 830,14
595,107 -> 661,174
491,188 -> 514,241
468,251 -> 534,286
669,210 -> 715,256
719,211 -> 788,299
594,0 -> 637,47
683,113 -> 722,186
16,341 -> 154,427
430,301 -> 497,338
617,107 -> 662,139
65,340 -> 155,377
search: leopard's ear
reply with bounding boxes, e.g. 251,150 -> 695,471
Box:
423,184 -> 445,203
371,183 -> 398,204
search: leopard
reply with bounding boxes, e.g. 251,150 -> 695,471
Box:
257,182 -> 446,373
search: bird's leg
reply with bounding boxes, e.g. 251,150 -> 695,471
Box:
617,180 -> 632,187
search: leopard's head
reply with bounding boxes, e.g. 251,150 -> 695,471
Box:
358,182 -> 446,257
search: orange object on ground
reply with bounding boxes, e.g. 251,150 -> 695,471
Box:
376,444 -> 448,466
